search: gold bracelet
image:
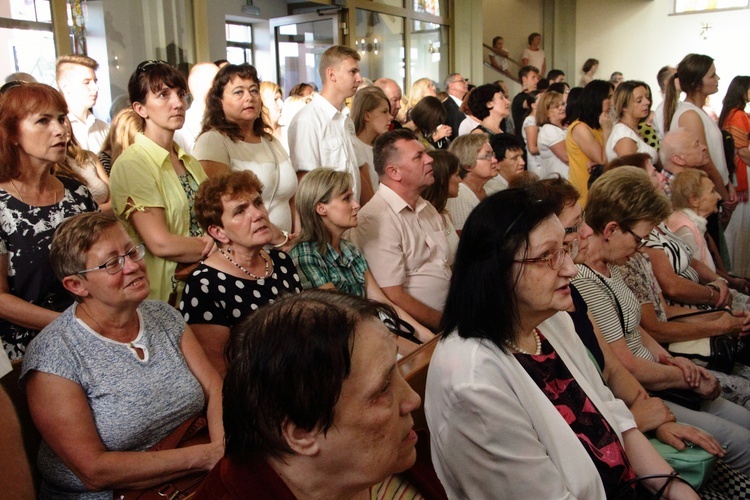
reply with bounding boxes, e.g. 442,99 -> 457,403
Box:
707,285 -> 715,305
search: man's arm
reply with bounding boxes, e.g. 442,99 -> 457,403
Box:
380,284 -> 442,331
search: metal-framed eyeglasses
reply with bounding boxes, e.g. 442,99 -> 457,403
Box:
513,239 -> 579,270
624,227 -> 648,249
77,244 -> 146,275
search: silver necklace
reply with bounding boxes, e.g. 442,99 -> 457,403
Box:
218,246 -> 271,279
505,328 -> 542,355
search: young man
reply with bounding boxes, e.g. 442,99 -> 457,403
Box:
485,134 -> 526,195
56,55 -> 108,153
288,45 -> 366,201
511,65 -> 541,136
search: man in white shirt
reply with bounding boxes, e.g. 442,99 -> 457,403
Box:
350,129 -> 452,330
56,55 -> 108,153
289,45 -> 365,201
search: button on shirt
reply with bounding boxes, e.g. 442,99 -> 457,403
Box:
288,94 -> 362,201
68,112 -> 109,154
350,184 -> 452,312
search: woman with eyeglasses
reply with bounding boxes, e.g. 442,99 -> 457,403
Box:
573,167 -> 750,475
426,185 -> 698,499
0,82 -> 98,360
444,134 -> 498,232
21,212 -> 224,499
109,60 -> 214,303
536,91 -> 570,179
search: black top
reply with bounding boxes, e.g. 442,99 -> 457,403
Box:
567,284 -> 606,371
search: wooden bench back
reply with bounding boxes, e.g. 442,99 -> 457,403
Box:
398,335 -> 439,431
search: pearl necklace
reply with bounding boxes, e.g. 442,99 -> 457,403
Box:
218,246 -> 271,279
505,328 -> 542,355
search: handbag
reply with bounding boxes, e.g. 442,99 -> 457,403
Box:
168,261 -> 202,307
113,415 -> 210,500
612,471 -> 698,499
648,437 -> 717,490
666,308 -> 737,374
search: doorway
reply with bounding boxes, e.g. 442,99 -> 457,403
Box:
270,11 -> 341,97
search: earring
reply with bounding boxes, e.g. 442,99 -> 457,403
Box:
226,246 -> 231,254
605,238 -> 609,242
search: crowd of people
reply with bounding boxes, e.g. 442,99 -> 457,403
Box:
2,40 -> 750,498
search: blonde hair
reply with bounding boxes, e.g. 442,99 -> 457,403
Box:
319,45 -> 361,82
399,78 -> 435,123
100,108 -> 143,163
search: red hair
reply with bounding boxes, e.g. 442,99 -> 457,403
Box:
0,83 -> 68,181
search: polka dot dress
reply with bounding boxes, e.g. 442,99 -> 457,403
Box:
179,250 -> 302,327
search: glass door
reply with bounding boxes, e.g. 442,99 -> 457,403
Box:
270,12 -> 340,98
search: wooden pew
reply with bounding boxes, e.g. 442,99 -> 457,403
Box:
398,334 -> 439,431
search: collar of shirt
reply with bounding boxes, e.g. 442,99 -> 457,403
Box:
449,94 -> 462,107
326,240 -> 357,267
68,111 -> 97,128
312,93 -> 346,120
378,183 -> 429,215
133,133 -> 189,169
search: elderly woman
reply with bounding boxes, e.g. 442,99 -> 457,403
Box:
195,290 -> 445,499
444,133 -> 498,232
110,60 -> 214,303
605,80 -> 658,163
422,150 -> 461,261
21,212 -> 223,498
426,186 -> 698,498
411,96 -> 451,150
536,91 -> 570,178
573,167 -> 750,476
0,82 -> 98,360
179,170 -> 301,376
565,80 -> 614,204
289,169 -> 433,346
193,63 -> 297,236
352,86 -> 391,203
466,83 -> 510,136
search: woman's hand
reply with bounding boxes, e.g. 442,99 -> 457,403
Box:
598,110 -> 613,134
660,355 -> 701,388
716,310 -> 750,337
630,397 -> 675,432
654,422 -> 725,457
709,279 -> 732,308
432,124 -> 452,142
194,441 -> 225,471
693,372 -> 721,400
199,236 -> 216,259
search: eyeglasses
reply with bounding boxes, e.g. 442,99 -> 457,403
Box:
477,152 -> 496,161
137,60 -> 169,73
565,221 -> 581,235
513,241 -> 577,270
624,227 -> 648,249
77,244 -> 146,275
451,78 -> 467,84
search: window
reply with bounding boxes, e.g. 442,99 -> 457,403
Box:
673,0 -> 749,13
0,0 -> 57,84
226,21 -> 253,65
